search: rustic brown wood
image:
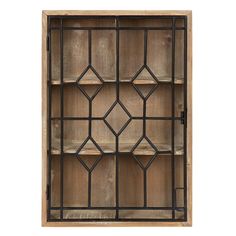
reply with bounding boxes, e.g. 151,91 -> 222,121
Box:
187,12 -> 192,226
51,77 -> 184,85
50,209 -> 184,220
42,11 -> 48,226
50,141 -> 184,156
42,10 -> 192,227
43,10 -> 191,16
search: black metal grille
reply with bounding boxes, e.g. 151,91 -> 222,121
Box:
47,15 -> 188,222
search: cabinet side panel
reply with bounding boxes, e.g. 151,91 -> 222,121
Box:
42,12 -> 48,226
187,12 -> 192,226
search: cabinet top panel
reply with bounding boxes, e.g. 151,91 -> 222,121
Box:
42,10 -> 192,16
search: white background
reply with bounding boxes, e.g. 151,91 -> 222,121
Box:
0,0 -> 236,235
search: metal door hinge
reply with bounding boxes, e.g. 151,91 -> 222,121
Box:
46,35 -> 50,52
46,184 -> 50,200
181,111 -> 185,124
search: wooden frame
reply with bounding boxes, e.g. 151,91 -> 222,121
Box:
42,10 -> 192,227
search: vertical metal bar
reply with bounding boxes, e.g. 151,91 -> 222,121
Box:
88,171 -> 92,207
183,16 -> 188,220
47,16 -> 52,220
88,30 -> 92,65
115,17 -> 119,220
143,30 -> 148,208
144,29 -> 147,65
143,169 -> 147,207
88,100 -> 92,136
143,100 -> 146,136
59,18 -> 64,220
171,17 -> 176,219
88,29 -> 93,208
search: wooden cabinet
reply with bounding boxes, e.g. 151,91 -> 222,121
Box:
42,10 -> 192,226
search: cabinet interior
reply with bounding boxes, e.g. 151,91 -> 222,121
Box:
47,16 -> 187,221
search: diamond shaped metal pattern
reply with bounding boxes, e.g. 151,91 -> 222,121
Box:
132,65 -> 159,100
76,66 -> 104,100
76,137 -> 103,171
131,136 -> 158,170
104,101 -> 132,136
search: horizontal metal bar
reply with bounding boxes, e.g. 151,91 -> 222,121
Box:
49,15 -> 186,20
49,80 -> 184,85
50,206 -> 184,210
48,218 -> 185,222
50,26 -> 185,31
50,116 -> 182,120
49,15 -> 118,19
50,152 -> 116,156
49,151 -> 174,156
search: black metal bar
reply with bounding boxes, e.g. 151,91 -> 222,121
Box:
50,15 -> 185,20
50,26 -> 186,31
144,30 -> 147,65
130,136 -> 143,153
181,111 -> 185,124
48,218 -> 184,222
50,79 -> 182,85
171,17 -> 176,219
90,155 -> 103,171
118,15 -> 186,20
132,154 -> 145,170
51,116 -> 182,121
117,119 -> 131,136
183,16 -> 188,221
88,171 -> 92,207
143,100 -> 146,136
52,150 -> 172,156
47,16 -> 52,220
88,100 -> 92,136
50,15 -> 116,19
115,16 -> 119,220
77,155 -> 90,172
143,169 -> 147,207
122,27 -> 187,30
59,18 -> 64,220
50,206 -> 184,210
88,30 -> 92,65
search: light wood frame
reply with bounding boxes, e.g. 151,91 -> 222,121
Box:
42,10 -> 192,227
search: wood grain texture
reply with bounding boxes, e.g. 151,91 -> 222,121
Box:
186,11 -> 192,226
50,141 -> 184,156
51,77 -> 184,85
50,155 -> 115,208
43,10 -> 192,16
42,10 -> 192,227
42,11 -> 48,226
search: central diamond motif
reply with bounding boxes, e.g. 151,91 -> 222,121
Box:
104,101 -> 131,136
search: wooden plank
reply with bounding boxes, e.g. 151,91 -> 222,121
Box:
43,10 -> 192,16
186,11 -> 192,226
50,209 -> 184,220
50,76 -> 184,85
42,11 -> 48,226
43,221 -> 189,227
50,141 -> 184,156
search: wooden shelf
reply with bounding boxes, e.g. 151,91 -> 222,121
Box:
50,76 -> 184,85
51,140 -> 183,156
50,209 -> 184,220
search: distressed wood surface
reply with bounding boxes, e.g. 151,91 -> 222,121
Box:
42,10 -> 192,227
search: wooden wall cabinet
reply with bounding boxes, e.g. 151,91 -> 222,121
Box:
42,10 -> 192,227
